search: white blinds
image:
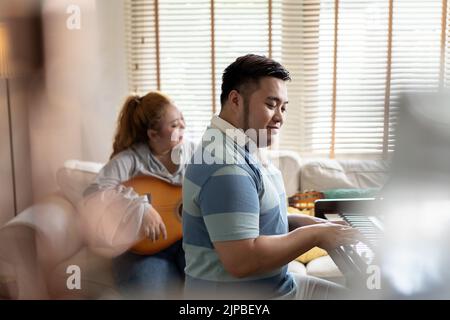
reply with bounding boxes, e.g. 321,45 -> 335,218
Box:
214,0 -> 271,109
125,0 -> 212,142
126,0 -> 450,157
125,0 -> 275,143
281,0 -> 450,158
447,0 -> 450,87
277,0 -> 309,154
125,0 -> 158,93
388,0 -> 446,155
159,0 -> 212,143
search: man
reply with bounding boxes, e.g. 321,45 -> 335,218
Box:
182,54 -> 358,299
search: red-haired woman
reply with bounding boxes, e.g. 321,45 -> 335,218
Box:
83,91 -> 195,299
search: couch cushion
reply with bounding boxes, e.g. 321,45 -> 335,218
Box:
306,255 -> 342,279
56,160 -> 104,206
288,260 -> 307,276
296,247 -> 328,264
322,188 -> 380,199
49,248 -> 120,299
300,159 -> 390,192
3,195 -> 84,266
267,150 -> 302,197
0,253 -> 19,299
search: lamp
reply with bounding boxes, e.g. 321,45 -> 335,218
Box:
0,23 -> 17,216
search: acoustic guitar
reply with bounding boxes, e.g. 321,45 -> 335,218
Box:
122,176 -> 183,255
288,191 -> 325,210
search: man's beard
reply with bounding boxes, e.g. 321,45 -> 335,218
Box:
242,98 -> 257,146
242,98 -> 271,147
243,97 -> 249,132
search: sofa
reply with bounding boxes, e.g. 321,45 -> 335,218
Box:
0,151 -> 390,299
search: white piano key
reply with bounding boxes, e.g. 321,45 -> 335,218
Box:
324,213 -> 345,222
368,216 -> 385,232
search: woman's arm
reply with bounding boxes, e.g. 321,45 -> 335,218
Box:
83,151 -> 136,196
79,152 -> 153,257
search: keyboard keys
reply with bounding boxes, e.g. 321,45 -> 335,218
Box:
340,213 -> 383,250
325,212 -> 383,283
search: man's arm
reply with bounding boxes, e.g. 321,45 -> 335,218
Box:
288,213 -> 349,231
288,213 -> 328,231
214,223 -> 358,278
198,166 -> 357,279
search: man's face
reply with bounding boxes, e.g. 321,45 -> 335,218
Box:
244,76 -> 288,147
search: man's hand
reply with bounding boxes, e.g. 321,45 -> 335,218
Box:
288,213 -> 350,230
331,220 -> 349,226
309,223 -> 360,251
140,206 -> 167,242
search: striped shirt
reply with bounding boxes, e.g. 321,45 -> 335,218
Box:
182,116 -> 295,299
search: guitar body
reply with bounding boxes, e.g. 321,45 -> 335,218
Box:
123,176 -> 183,255
288,191 -> 325,210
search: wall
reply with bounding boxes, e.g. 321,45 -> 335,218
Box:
0,79 -> 15,225
27,0 -> 128,202
0,1 -> 40,225
82,0 -> 128,162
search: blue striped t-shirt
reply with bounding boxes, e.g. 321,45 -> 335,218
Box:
182,116 -> 295,299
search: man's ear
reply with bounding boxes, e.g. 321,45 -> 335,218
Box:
228,90 -> 243,112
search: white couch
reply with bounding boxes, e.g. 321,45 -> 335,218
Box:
0,152 -> 390,299
278,153 -> 390,284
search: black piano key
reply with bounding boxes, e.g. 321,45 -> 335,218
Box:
324,212 -> 384,281
343,246 -> 366,272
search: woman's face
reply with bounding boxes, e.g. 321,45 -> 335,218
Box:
149,103 -> 185,151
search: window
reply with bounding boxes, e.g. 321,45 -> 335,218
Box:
126,0 -> 450,158
125,0 -> 279,143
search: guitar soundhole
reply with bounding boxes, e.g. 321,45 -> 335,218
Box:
177,203 -> 183,220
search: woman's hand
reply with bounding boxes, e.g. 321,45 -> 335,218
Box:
140,206 -> 168,242
310,223 -> 360,250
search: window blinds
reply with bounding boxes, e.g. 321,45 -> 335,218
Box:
125,0 -> 274,143
126,0 -> 450,157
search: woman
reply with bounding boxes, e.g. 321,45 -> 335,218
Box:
82,91 -> 195,299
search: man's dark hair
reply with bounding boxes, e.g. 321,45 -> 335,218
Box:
220,54 -> 291,108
